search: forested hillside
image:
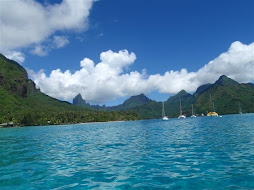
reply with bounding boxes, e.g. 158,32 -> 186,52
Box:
0,54 -> 139,126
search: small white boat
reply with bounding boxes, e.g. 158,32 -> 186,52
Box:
162,102 -> 169,120
178,115 -> 186,119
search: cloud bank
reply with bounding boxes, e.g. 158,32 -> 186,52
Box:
28,41 -> 254,104
0,0 -> 95,61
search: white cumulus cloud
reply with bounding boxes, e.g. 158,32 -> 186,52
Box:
28,41 -> 254,104
196,41 -> 254,84
0,0 -> 95,58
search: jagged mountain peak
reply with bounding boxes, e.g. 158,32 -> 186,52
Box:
194,75 -> 238,96
215,75 -> 238,86
167,90 -> 191,100
177,90 -> 189,96
76,93 -> 83,99
123,93 -> 150,105
73,93 -> 87,106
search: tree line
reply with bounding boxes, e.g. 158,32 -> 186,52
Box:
0,110 -> 139,127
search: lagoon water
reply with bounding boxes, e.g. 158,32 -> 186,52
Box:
1,114 -> 254,189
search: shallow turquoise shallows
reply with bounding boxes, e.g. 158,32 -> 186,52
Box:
1,114 -> 254,189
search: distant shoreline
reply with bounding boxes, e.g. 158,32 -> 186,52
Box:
1,113 -> 254,128
0,120 -> 132,128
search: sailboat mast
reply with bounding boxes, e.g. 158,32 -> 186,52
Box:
207,93 -> 219,116
210,94 -> 215,111
179,98 -> 182,116
192,104 -> 194,115
210,94 -> 212,109
162,102 -> 165,117
239,103 -> 242,113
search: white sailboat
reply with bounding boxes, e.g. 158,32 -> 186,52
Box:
191,104 -> 196,117
239,103 -> 243,114
162,102 -> 169,120
178,98 -> 186,119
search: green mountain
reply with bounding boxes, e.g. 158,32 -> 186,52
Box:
122,93 -> 151,108
164,75 -> 254,117
194,75 -> 254,115
0,54 -> 139,126
109,93 -> 152,110
165,76 -> 253,117
215,75 -> 239,86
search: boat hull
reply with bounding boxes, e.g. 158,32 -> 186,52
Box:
207,112 -> 219,117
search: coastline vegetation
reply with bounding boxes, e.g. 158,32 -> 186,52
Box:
0,110 -> 139,127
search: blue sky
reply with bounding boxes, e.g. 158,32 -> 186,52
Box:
1,0 -> 254,105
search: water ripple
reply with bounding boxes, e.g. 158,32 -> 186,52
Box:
0,114 -> 254,189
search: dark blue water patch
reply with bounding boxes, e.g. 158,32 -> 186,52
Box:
0,114 -> 254,189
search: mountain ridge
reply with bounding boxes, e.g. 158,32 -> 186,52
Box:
73,75 -> 254,118
73,93 -> 152,111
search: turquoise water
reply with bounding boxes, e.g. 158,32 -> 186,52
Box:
1,114 -> 254,189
